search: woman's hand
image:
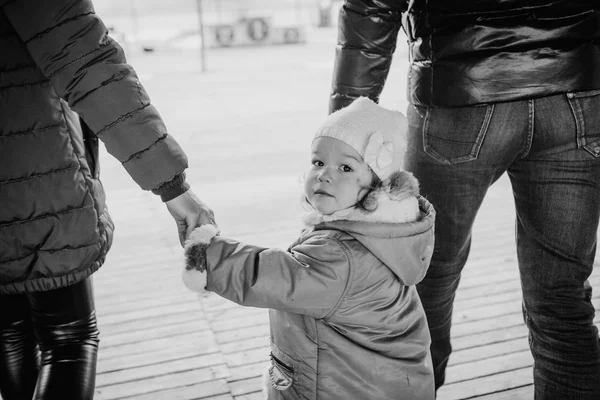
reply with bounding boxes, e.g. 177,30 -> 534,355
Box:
165,189 -> 216,246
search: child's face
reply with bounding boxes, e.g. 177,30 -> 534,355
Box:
304,137 -> 373,215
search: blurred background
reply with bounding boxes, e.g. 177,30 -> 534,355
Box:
95,0 -> 343,53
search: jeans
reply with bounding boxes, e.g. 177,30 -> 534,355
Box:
405,92 -> 600,399
0,278 -> 99,400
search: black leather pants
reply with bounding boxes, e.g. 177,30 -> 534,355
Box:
0,278 -> 99,400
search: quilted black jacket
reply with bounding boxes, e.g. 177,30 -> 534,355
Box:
330,0 -> 600,110
0,0 -> 188,294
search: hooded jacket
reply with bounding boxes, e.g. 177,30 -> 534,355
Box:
0,0 -> 188,294
192,196 -> 436,399
330,0 -> 600,110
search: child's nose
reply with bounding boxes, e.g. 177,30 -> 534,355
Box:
317,168 -> 333,183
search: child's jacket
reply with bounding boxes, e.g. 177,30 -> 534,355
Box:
202,197 -> 436,399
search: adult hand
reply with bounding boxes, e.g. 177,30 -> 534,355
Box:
165,189 -> 216,247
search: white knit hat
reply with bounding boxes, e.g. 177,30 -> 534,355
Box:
314,97 -> 408,182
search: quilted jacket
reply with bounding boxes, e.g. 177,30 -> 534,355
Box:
202,197 -> 436,399
330,0 -> 600,110
0,0 -> 188,294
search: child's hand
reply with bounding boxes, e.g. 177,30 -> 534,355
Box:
183,224 -> 219,292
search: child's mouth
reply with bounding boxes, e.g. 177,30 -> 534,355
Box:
314,190 -> 333,197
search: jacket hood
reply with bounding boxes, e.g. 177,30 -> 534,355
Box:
304,196 -> 435,286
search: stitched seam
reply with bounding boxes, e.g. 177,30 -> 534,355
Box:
48,37 -> 112,79
23,12 -> 95,44
0,164 -> 78,185
567,95 -> 585,147
0,64 -> 37,74
470,104 -> 494,158
520,99 -> 535,159
429,24 -> 433,103
122,133 -> 168,164
0,123 -> 62,138
1,242 -> 98,264
0,204 -> 95,228
321,234 -> 355,320
96,103 -> 151,136
0,79 -> 49,91
70,70 -> 128,108
337,44 -> 394,57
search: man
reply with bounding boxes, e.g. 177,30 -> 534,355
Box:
329,1 -> 600,398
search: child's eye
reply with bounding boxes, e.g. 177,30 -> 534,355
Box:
312,160 -> 324,167
341,165 -> 353,172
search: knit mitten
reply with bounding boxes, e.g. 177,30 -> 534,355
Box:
183,224 -> 219,293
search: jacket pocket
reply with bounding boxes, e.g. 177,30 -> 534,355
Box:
421,104 -> 494,164
268,352 -> 294,391
566,90 -> 600,158
81,118 -> 100,178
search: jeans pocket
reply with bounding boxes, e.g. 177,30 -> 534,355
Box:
422,104 -> 494,164
566,89 -> 600,157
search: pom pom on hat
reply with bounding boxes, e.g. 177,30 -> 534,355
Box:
313,97 -> 408,182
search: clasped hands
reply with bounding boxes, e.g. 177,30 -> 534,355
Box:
165,189 -> 216,247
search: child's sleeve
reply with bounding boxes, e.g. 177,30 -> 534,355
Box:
185,227 -> 351,319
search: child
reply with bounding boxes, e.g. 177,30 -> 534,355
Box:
184,97 -> 436,399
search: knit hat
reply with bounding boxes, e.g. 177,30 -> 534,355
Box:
314,97 -> 408,182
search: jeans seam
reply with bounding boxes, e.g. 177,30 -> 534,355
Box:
567,95 -> 586,148
519,99 -> 535,159
470,104 -> 494,159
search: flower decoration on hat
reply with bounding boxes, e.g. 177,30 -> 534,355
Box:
363,131 -> 394,179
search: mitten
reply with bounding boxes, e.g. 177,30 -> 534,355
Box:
183,224 -> 219,293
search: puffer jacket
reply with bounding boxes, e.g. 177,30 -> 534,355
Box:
330,0 -> 600,110
0,0 -> 188,294
202,197 -> 436,399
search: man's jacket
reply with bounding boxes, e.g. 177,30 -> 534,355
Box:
330,0 -> 600,110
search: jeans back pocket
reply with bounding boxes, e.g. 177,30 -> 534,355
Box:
422,104 -> 494,164
566,89 -> 600,158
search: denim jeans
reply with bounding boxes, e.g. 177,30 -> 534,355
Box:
405,92 -> 600,399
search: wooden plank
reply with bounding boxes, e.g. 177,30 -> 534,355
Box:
223,347 -> 270,368
437,367 -> 533,400
452,324 -> 527,352
96,366 -> 229,399
98,330 -> 215,361
475,385 -> 534,399
228,361 -> 268,382
449,337 -> 530,366
97,343 -> 220,374
445,351 -> 533,384
214,323 -> 270,344
219,335 -> 270,354
97,311 -> 202,335
229,377 -> 265,397
235,392 -> 265,400
99,319 -> 209,348
99,301 -> 207,327
97,360 -> 228,389
95,379 -> 231,400
210,312 -> 269,333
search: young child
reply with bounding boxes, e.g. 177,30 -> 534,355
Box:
184,97 -> 436,399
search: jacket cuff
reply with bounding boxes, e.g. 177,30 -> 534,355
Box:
151,172 -> 190,202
